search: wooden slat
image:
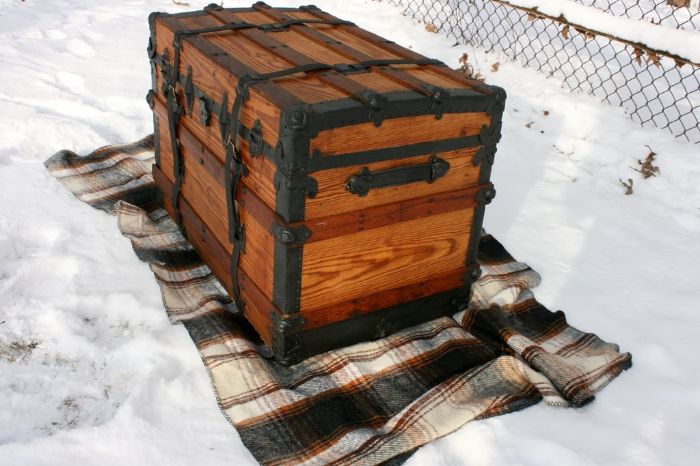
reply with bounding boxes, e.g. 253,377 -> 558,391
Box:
300,269 -> 465,329
305,147 -> 481,219
302,185 -> 481,243
310,112 -> 490,156
284,11 -> 402,59
300,208 -> 474,310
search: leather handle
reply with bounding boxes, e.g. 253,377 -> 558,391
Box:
345,156 -> 450,197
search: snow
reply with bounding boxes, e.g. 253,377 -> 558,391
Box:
502,0 -> 700,63
1,0 -> 699,465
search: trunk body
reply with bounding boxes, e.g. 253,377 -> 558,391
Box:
148,3 -> 505,365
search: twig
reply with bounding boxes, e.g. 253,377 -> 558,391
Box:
619,178 -> 634,195
491,0 -> 698,67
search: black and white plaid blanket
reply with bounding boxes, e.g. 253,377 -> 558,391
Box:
45,135 -> 632,466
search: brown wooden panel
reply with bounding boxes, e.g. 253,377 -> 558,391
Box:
300,269 -> 465,329
398,66 -> 467,90
206,10 -> 396,101
275,75 -> 351,103
179,15 -> 286,74
155,104 -> 275,297
178,15 -> 350,104
159,139 -> 276,298
302,185 -> 481,243
300,208 -> 474,310
289,8 -> 474,89
153,166 -> 274,347
152,96 -> 278,213
155,19 -> 283,145
305,147 -> 481,219
284,12 -> 401,60
285,7 -> 490,95
311,112 -> 490,156
228,11 -> 411,96
229,12 -> 350,64
345,71 -> 409,93
252,8 -> 430,95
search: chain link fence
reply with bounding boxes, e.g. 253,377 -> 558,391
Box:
389,0 -> 700,143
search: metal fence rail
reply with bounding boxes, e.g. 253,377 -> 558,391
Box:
389,0 -> 700,143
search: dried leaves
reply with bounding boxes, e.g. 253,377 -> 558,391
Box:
574,27 -> 596,41
633,47 -> 644,66
647,51 -> 661,68
631,146 -> 661,178
425,23 -> 437,33
561,25 -> 570,40
619,146 -> 661,195
633,47 -> 668,68
458,53 -> 484,81
491,61 -> 500,72
619,178 -> 634,195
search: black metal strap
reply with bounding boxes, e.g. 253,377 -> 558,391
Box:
239,58 -> 444,84
225,134 -> 247,310
166,84 -> 184,225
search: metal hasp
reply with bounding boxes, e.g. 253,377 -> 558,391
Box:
345,155 -> 450,197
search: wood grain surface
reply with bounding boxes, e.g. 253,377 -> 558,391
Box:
305,147 -> 481,219
310,112 -> 490,156
300,208 -> 474,310
300,269 -> 466,329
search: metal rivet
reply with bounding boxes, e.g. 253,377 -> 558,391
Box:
279,230 -> 295,244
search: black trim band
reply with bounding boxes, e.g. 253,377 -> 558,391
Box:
271,224 -> 311,314
166,89 -> 184,226
277,287 -> 467,366
465,87 -> 506,283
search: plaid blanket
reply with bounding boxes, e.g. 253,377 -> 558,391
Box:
45,135 -> 632,466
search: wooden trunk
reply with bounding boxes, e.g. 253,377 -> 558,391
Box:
148,2 -> 505,365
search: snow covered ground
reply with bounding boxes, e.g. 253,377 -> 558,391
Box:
0,0 -> 698,465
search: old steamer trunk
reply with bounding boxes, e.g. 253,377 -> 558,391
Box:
147,2 -> 505,365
